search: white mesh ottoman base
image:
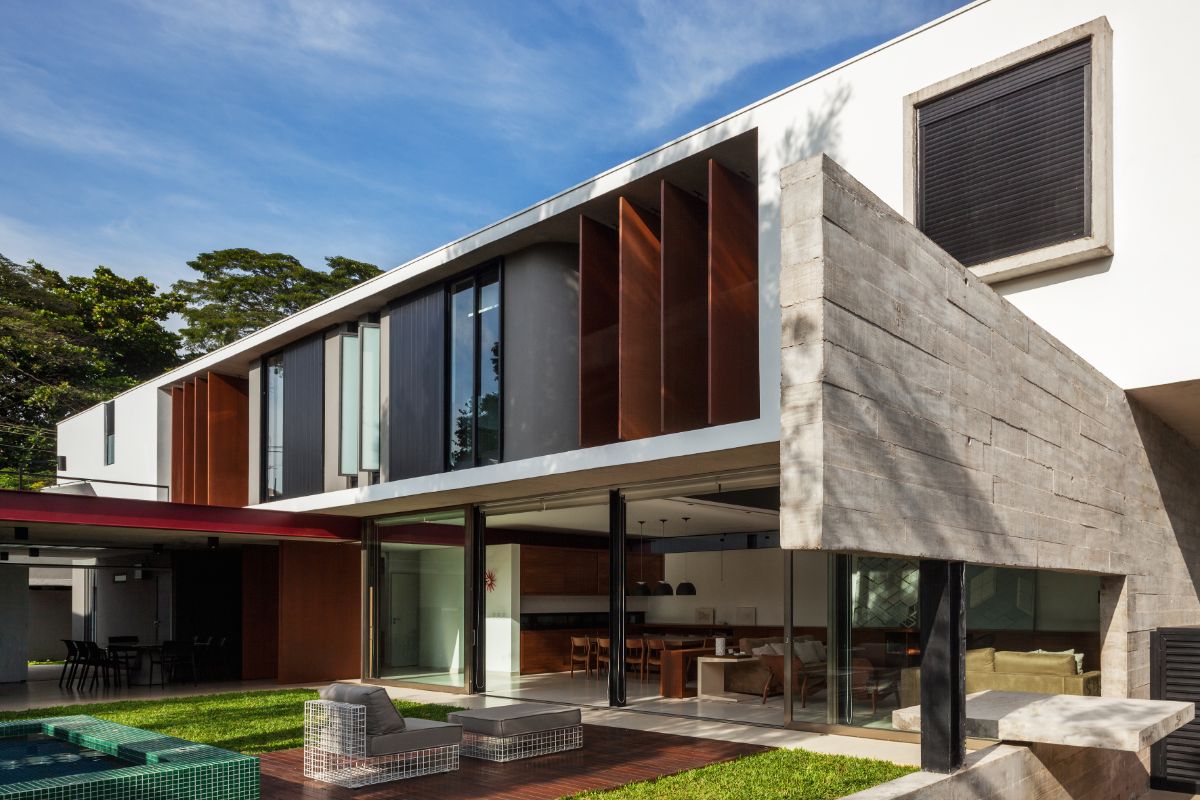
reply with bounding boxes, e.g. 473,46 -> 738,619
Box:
307,744 -> 461,788
448,704 -> 583,762
462,724 -> 582,762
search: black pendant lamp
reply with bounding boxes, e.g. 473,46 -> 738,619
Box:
675,516 -> 696,595
653,519 -> 674,595
630,521 -> 651,596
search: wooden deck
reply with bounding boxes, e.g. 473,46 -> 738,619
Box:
259,723 -> 768,799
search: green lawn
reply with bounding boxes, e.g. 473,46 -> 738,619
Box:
27,660 -> 65,666
567,748 -> 915,800
0,688 -> 462,755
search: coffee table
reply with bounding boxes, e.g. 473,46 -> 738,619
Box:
696,655 -> 759,702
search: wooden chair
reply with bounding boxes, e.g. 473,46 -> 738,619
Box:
759,653 -> 827,707
595,637 -> 611,677
644,639 -> 665,677
851,658 -> 898,713
569,636 -> 591,678
625,638 -> 646,681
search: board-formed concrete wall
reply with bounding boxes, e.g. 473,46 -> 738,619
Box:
779,154 -> 1200,700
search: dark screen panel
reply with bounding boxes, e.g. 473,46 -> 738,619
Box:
660,181 -> 709,434
617,197 -> 662,441
388,284 -> 445,479
917,39 -> 1091,267
579,216 -> 620,447
281,333 -> 324,499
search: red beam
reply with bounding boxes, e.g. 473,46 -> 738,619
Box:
0,490 -> 359,540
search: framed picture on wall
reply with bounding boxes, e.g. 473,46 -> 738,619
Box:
694,607 -> 716,625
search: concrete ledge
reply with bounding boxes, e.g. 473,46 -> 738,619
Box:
892,691 -> 1193,752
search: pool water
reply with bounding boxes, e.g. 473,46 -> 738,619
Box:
0,733 -> 128,785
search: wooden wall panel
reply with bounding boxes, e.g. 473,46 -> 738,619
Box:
170,386 -> 184,503
708,159 -> 759,425
277,540 -> 361,684
618,198 -> 662,441
578,216 -> 620,447
181,381 -> 196,504
241,544 -> 279,680
207,373 -> 249,508
660,181 -> 709,433
193,378 -> 209,505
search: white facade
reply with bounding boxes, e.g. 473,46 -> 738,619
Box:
57,0 -> 1200,506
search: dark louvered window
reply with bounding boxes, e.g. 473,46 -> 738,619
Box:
916,38 -> 1091,267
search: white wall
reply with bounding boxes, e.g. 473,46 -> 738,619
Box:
645,549 -> 827,628
484,544 -> 520,674
0,567 -> 30,682
56,383 -> 164,500
93,564 -> 166,645
417,547 -> 465,673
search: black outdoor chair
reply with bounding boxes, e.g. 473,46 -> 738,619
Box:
78,641 -> 121,690
149,640 -> 197,687
59,639 -> 80,688
108,636 -> 140,685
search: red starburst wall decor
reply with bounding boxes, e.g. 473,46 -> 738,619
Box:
485,568 -> 497,592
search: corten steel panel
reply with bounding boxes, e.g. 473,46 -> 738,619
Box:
708,159 -> 759,426
387,284 -> 445,479
170,386 -> 184,503
281,334 -> 324,499
660,181 -> 709,434
277,540 -> 361,683
579,216 -> 620,447
181,381 -> 196,504
618,198 -> 662,441
241,544 -> 279,680
207,372 -> 249,508
193,378 -> 209,506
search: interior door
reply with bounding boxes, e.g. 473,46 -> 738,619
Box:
388,567 -> 419,668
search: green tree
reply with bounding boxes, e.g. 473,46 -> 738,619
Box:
0,254 -> 183,488
173,249 -> 382,355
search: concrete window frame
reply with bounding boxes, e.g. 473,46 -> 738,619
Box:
902,17 -> 1113,285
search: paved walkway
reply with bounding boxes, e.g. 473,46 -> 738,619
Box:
261,724 -> 764,799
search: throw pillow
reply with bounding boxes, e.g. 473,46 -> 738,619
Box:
768,642 -> 789,656
751,645 -> 773,657
794,641 -> 821,664
811,641 -> 827,662
319,683 -> 406,735
1033,648 -> 1083,675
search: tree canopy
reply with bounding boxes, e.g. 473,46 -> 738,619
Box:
0,254 -> 184,487
173,249 -> 382,355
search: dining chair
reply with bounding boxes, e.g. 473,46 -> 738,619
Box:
625,638 -> 646,682
595,637 -> 612,678
59,640 -> 79,688
568,637 -> 591,678
150,641 -> 197,687
644,638 -> 665,678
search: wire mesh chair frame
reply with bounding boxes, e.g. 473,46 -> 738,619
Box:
303,700 -> 459,787
461,724 -> 583,762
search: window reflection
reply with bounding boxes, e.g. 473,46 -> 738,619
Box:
264,353 -> 284,499
447,264 -> 502,469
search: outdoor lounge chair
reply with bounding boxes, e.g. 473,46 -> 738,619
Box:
303,683 -> 461,788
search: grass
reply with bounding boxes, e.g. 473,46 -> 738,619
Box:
566,748 -> 916,800
27,660 -> 65,666
0,688 -> 463,755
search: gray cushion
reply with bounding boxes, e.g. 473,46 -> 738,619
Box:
366,718 -> 461,756
319,683 -> 405,735
447,704 -> 581,737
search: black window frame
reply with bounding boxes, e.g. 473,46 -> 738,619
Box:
260,350 -> 284,502
444,258 -> 504,471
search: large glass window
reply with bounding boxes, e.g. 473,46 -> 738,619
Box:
338,335 -> 360,476
374,510 -> 466,688
102,401 -> 115,465
448,264 -> 501,470
359,323 -> 381,472
264,354 -> 284,499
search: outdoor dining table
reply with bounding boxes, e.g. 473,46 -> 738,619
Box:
107,642 -> 161,686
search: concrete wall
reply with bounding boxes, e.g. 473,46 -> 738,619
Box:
93,563 -> 165,645
502,243 -> 580,462
0,567 -> 30,682
28,587 -> 72,661
779,154 -> 1200,700
843,741 -> 1148,800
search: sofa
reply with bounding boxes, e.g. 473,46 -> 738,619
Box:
899,647 -> 1101,707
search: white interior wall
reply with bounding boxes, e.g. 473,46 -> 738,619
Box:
0,567 -> 30,682
484,544 -> 520,673
417,547 -> 465,673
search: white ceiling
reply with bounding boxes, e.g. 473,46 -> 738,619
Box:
486,496 -> 777,538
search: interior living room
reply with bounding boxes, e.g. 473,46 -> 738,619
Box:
364,478 -> 1103,733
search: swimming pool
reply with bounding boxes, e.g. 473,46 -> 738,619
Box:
0,716 -> 258,799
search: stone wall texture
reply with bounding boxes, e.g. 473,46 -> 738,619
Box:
779,154 -> 1200,701
842,742 -> 1149,800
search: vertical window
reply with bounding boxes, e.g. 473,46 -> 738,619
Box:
338,334 -> 361,476
359,323 -> 381,472
102,401 -> 115,465
447,263 -> 502,470
264,354 -> 284,499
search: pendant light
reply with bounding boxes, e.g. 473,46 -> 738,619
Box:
630,521 -> 651,596
675,516 -> 696,595
653,519 -> 674,596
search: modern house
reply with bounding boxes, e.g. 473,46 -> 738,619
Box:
4,0 -> 1200,791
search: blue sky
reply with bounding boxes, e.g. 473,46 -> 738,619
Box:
0,0 -> 961,288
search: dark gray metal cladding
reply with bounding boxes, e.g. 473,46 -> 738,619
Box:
281,333 -> 325,499
387,283 -> 445,480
